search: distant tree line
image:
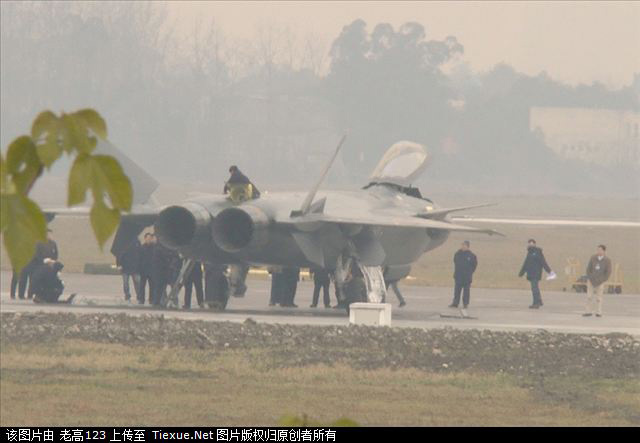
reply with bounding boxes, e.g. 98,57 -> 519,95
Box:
1,2 -> 638,195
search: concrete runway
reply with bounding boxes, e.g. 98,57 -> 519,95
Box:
1,270 -> 639,336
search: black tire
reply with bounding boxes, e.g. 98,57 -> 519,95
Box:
208,281 -> 230,311
615,286 -> 622,294
341,277 -> 367,314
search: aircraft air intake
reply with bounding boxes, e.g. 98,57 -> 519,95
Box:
155,203 -> 212,250
211,206 -> 270,253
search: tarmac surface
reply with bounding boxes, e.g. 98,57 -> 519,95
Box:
1,270 -> 639,336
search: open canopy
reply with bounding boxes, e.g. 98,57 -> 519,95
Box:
368,141 -> 429,187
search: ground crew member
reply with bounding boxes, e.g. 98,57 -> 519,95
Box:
280,267 -> 300,307
269,266 -> 284,306
151,245 -> 179,306
138,233 -> 155,304
183,261 -> 204,309
223,165 -> 260,202
449,240 -> 478,309
10,271 -> 18,300
518,239 -> 552,309
117,238 -> 142,303
583,244 -> 612,317
387,281 -> 407,307
23,230 -> 59,299
331,272 -> 344,309
383,267 -> 406,307
310,268 -> 331,308
31,259 -> 76,304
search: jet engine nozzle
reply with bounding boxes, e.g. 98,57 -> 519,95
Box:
155,203 -> 212,250
212,206 -> 270,253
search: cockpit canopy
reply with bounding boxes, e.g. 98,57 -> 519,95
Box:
368,141 -> 429,187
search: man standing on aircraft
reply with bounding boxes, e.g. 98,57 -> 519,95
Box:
449,240 -> 477,309
518,239 -> 552,309
583,245 -> 612,318
223,165 -> 260,202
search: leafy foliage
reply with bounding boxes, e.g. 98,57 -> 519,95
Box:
0,109 -> 132,271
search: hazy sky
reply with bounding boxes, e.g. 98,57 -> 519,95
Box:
166,0 -> 640,88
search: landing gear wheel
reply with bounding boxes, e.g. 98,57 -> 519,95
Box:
208,287 -> 229,311
343,276 -> 367,313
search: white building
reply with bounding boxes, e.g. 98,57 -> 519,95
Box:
529,107 -> 640,167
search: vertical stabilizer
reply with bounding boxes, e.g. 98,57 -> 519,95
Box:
95,138 -> 159,205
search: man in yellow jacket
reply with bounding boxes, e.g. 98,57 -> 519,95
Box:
583,244 -> 612,318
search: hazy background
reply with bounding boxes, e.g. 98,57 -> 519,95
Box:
1,0 -> 639,196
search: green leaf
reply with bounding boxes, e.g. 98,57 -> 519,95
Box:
74,109 -> 107,139
31,110 -> 58,140
68,153 -> 92,206
60,113 -> 91,154
68,154 -> 132,211
1,193 -> 47,272
5,136 -> 42,194
91,155 -> 133,211
90,199 -> 120,249
36,141 -> 63,168
0,155 -> 11,195
0,196 -> 8,234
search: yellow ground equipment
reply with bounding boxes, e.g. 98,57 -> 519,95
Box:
227,183 -> 254,204
564,257 -> 623,294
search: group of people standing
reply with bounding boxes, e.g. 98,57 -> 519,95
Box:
267,265 -> 407,309
117,232 -> 229,309
449,238 -> 613,316
118,232 -> 179,306
268,267 -> 301,307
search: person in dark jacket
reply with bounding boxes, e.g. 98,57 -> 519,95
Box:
117,239 -> 142,303
24,230 -> 59,299
386,281 -> 406,307
383,267 -> 406,307
518,239 -> 552,309
15,258 -> 36,299
280,267 -> 300,307
36,232 -> 59,262
138,233 -> 155,304
310,268 -> 331,308
183,261 -> 204,309
449,241 -> 478,308
268,266 -> 285,306
31,259 -> 76,304
151,244 -> 178,306
223,165 -> 260,201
